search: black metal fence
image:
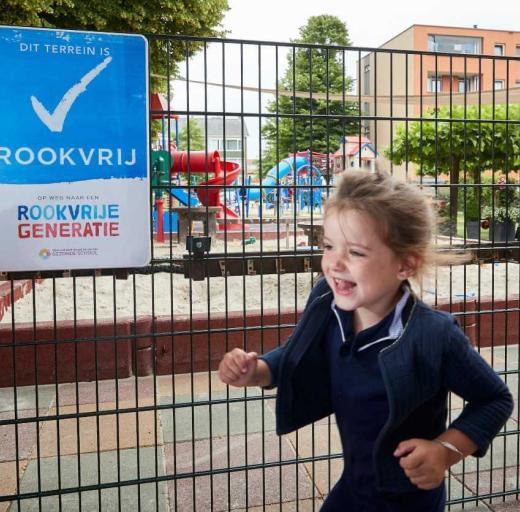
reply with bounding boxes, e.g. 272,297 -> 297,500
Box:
0,33 -> 519,511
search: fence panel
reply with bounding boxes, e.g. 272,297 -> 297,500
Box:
0,34 -> 519,511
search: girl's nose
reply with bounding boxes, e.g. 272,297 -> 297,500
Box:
330,252 -> 348,271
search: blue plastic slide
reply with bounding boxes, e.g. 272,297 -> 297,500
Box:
168,188 -> 200,206
248,156 -> 310,201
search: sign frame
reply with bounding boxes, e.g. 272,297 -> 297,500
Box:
0,25 -> 151,272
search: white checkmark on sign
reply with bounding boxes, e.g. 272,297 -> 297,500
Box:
31,56 -> 112,133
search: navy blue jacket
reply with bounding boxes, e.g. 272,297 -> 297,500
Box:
260,278 -> 513,495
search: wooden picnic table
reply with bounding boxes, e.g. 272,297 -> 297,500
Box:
171,206 -> 220,244
297,220 -> 323,247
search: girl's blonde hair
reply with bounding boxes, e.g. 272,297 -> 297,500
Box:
324,170 -> 469,280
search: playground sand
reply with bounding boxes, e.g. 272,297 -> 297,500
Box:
1,242 -> 518,324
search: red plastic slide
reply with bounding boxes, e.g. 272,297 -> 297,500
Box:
170,150 -> 241,222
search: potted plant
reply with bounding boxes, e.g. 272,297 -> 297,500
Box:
434,195 -> 456,236
481,176 -> 520,242
460,186 -> 481,239
482,205 -> 519,242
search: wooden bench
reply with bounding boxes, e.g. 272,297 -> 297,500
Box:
170,206 -> 220,244
297,220 -> 323,247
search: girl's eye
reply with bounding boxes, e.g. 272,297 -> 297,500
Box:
323,244 -> 333,250
349,250 -> 365,257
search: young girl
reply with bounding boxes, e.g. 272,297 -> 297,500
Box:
218,170 -> 513,511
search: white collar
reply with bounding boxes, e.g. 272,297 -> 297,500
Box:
330,285 -> 411,351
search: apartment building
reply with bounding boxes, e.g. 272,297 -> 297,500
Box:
360,25 -> 520,179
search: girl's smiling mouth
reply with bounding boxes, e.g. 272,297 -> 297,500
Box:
334,278 -> 357,294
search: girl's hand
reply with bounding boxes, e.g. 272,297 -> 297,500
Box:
218,348 -> 259,387
394,439 -> 450,490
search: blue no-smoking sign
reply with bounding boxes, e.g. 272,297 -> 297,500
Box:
0,26 -> 151,271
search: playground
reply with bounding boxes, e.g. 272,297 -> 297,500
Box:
151,142 -> 328,244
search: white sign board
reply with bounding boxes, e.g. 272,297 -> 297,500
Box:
0,26 -> 150,271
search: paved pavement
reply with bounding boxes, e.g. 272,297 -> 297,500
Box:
0,346 -> 519,511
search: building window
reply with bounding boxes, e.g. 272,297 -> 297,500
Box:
428,34 -> 481,54
428,76 -> 442,93
494,44 -> 505,56
494,80 -> 505,90
516,45 -> 520,57
516,80 -> 520,88
362,102 -> 370,135
225,139 -> 241,151
469,75 -> 480,92
363,63 -> 370,95
458,76 -> 480,92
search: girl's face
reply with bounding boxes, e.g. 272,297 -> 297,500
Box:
321,208 -> 415,330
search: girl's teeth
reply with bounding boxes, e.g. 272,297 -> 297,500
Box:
335,279 -> 355,291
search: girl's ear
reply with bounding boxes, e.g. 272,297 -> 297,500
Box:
397,253 -> 421,280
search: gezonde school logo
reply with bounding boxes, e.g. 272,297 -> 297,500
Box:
38,248 -> 51,259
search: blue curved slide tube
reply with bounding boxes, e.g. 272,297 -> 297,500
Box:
248,156 -> 310,201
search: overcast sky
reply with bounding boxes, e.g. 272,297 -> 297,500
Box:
223,0 -> 520,48
171,1 -> 520,159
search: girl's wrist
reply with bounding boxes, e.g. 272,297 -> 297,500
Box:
253,359 -> 272,387
435,439 -> 464,465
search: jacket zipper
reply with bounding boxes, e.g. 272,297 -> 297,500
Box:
373,295 -> 419,487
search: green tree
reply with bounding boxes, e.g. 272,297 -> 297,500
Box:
261,15 -> 359,179
385,104 -> 520,220
178,120 -> 205,151
0,0 -> 229,91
